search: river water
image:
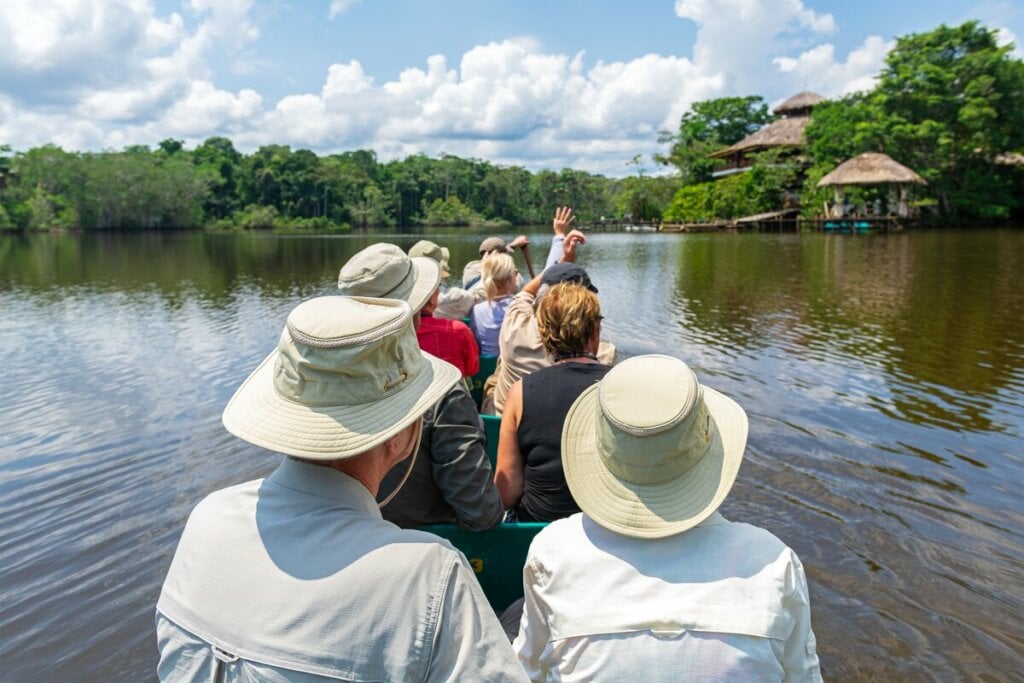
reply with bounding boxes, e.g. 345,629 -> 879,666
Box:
1,228 -> 1022,680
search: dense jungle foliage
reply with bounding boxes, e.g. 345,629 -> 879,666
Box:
1,21 -> 1020,232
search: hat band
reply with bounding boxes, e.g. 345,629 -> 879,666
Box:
378,262 -> 415,299
272,325 -> 424,407
598,400 -> 714,485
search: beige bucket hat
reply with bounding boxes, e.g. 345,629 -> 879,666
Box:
408,240 -> 450,278
337,243 -> 441,313
222,296 -> 460,460
562,354 -> 748,539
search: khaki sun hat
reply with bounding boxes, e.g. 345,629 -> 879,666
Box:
337,243 -> 441,313
561,354 -> 748,539
478,236 -> 507,255
408,240 -> 450,278
222,296 -> 460,460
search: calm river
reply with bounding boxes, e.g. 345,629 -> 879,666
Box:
1,228 -> 1022,680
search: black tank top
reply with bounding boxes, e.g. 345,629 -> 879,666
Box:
516,362 -> 611,522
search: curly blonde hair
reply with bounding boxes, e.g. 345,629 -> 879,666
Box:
482,252 -> 517,302
536,283 -> 602,358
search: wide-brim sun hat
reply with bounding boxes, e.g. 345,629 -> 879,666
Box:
223,296 -> 460,460
408,240 -> 451,278
337,243 -> 441,313
562,354 -> 748,539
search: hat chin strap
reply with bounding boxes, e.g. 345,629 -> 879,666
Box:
378,417 -> 423,508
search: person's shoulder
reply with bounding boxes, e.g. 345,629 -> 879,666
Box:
394,527 -> 467,566
708,516 -> 799,564
191,478 -> 261,515
527,514 -> 586,555
436,381 -> 477,414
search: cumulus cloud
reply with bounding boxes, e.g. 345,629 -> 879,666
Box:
773,35 -> 894,96
0,0 -> 904,175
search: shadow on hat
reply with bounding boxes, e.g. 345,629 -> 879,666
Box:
223,296 -> 460,460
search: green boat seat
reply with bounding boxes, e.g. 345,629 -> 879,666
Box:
481,413 -> 501,468
469,354 -> 499,408
421,522 -> 548,611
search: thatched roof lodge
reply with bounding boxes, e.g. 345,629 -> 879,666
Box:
817,152 -> 926,218
709,91 -> 825,175
709,117 -> 811,158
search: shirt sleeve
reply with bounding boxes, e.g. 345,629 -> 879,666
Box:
155,612 -> 216,682
544,235 -> 565,271
429,385 -> 503,530
493,291 -> 537,414
781,551 -> 822,682
501,291 -> 536,339
427,553 -> 529,682
512,556 -> 551,682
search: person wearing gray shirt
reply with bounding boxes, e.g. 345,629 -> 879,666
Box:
338,243 -> 502,530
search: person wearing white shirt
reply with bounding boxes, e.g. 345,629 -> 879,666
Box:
156,296 -> 526,682
512,354 -> 822,682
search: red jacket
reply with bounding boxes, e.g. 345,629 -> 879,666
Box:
417,314 -> 480,378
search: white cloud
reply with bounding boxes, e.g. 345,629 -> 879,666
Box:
773,35 -> 894,97
0,0 -> 912,175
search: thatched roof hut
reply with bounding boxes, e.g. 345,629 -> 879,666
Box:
773,91 -> 825,116
709,117 -> 811,158
817,152 -> 926,187
709,91 -> 825,160
817,152 -> 925,219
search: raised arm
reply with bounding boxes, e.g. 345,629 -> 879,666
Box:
544,207 -> 574,269
494,379 -> 526,509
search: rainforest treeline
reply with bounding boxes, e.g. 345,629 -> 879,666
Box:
1,21 -> 1021,232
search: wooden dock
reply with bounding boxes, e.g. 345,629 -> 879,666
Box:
659,211 -> 912,233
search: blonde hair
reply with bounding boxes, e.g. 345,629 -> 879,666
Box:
536,283 -> 602,358
482,252 -> 517,302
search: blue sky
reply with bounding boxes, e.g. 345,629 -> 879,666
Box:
2,0 -> 1021,176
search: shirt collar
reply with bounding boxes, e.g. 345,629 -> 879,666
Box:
697,511 -> 728,527
267,458 -> 383,519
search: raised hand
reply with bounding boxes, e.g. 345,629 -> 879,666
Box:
508,234 -> 530,250
552,206 -> 575,236
561,229 -> 587,263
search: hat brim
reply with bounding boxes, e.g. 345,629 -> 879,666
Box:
223,348 -> 459,460
408,257 -> 441,312
562,384 -> 747,539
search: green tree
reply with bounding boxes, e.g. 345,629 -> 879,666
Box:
872,21 -> 1024,218
657,96 -> 774,185
193,137 -> 242,219
158,138 -> 184,156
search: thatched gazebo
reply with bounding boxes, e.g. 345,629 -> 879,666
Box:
709,91 -> 825,175
817,152 -> 926,217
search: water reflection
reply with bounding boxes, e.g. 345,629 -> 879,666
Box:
1,228 -> 1023,680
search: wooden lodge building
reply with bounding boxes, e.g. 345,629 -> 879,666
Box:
659,91 -> 931,233
708,91 -> 825,179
